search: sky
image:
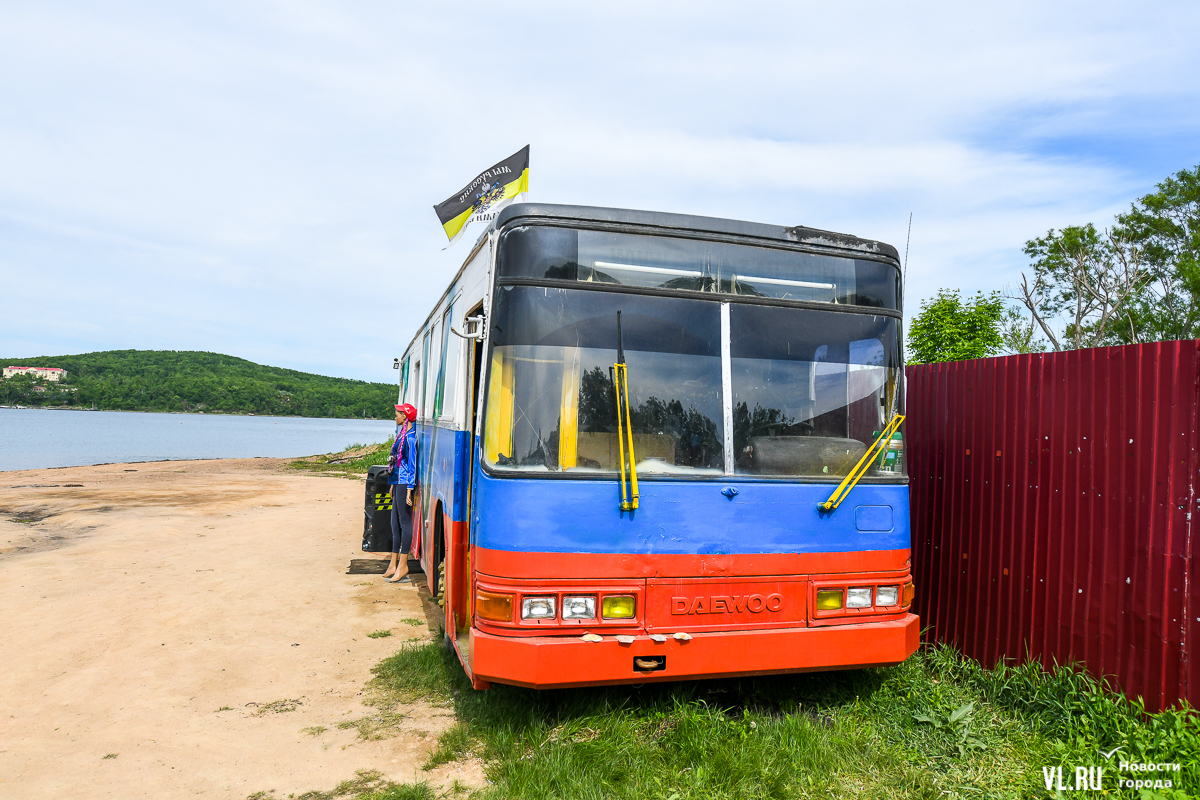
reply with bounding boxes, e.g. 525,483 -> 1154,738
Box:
2,1 -> 1198,383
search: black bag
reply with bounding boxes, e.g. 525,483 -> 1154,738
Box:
361,465 -> 394,552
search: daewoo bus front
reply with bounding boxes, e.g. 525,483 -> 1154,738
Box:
465,207 -> 917,689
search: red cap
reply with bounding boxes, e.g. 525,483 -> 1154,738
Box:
394,403 -> 417,421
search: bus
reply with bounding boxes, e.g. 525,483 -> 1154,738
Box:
397,203 -> 917,689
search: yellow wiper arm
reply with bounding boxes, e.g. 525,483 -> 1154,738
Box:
819,413 -> 905,512
613,311 -> 639,511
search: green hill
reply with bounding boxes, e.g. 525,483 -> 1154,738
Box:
0,350 -> 397,418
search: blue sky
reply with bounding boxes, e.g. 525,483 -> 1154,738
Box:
2,1 -> 1197,382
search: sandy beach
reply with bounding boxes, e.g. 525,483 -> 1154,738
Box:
0,458 -> 482,799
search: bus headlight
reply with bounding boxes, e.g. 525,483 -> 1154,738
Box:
476,590 -> 513,622
562,595 -> 596,620
846,587 -> 873,608
601,595 -> 635,619
521,596 -> 557,620
876,586 -> 899,606
816,589 -> 843,610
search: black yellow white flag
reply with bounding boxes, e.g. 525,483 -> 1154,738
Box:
433,146 -> 530,246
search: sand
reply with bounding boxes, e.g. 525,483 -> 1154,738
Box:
0,459 -> 484,799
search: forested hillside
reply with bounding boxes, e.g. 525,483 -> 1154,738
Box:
0,350 -> 397,418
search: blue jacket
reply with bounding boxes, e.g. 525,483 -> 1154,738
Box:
389,425 -> 418,489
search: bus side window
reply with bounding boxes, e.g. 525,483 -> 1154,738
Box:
420,330 -> 431,419
428,320 -> 442,419
439,305 -> 459,423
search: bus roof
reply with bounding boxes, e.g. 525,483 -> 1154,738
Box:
493,203 -> 900,264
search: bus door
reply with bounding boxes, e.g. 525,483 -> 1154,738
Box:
455,305 -> 486,644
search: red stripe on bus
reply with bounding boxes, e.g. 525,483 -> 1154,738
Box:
470,614 -> 920,689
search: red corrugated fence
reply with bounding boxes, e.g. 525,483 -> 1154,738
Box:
906,341 -> 1199,712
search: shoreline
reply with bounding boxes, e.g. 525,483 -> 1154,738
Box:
0,409 -> 394,473
0,404 -> 388,420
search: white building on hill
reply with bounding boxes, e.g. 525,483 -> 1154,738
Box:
3,366 -> 67,381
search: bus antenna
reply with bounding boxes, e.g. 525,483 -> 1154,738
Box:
903,212 -> 912,294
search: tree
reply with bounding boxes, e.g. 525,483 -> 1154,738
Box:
1018,224 -> 1148,350
1109,163 -> 1200,343
907,289 -> 1004,364
997,305 -> 1047,355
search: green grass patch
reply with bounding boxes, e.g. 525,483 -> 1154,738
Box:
289,440 -> 392,479
253,698 -> 302,715
423,723 -> 476,770
368,630 -> 393,639
367,640 -> 1199,799
248,770 -> 434,800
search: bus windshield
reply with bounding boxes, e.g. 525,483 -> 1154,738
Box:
483,285 -> 904,479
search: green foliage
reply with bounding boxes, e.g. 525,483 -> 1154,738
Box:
1111,163 -> 1200,344
997,306 -> 1047,355
364,640 -> 1200,799
914,702 -> 987,757
289,440 -> 393,478
423,723 -> 475,770
1020,223 -> 1148,350
0,350 -> 396,418
1014,163 -> 1200,350
930,646 -> 1200,773
907,289 -> 1005,364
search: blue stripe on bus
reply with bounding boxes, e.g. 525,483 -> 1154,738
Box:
416,424 -> 471,519
471,461 -> 910,556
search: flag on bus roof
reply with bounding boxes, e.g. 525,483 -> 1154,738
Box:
433,145 -> 530,247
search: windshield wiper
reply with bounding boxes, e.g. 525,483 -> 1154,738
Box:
612,310 -> 639,511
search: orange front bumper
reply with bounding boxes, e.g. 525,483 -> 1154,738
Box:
471,613 -> 920,689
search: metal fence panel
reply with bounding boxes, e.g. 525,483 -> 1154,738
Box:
906,341 -> 1199,712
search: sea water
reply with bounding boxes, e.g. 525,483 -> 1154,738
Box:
0,408 -> 396,471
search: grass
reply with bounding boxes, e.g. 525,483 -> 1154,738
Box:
368,630 -> 393,639
248,770 -> 434,800
289,440 -> 392,479
356,640 -> 1200,799
253,698 -> 302,715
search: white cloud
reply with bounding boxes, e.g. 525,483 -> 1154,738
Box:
1,0 -> 1197,379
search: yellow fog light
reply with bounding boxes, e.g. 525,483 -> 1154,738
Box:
601,595 -> 635,619
476,590 -> 513,621
816,589 -> 844,610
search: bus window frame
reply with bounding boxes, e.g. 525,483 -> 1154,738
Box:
494,220 -> 903,312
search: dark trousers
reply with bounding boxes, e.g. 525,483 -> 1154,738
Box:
391,485 -> 413,555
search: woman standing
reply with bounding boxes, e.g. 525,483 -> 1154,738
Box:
383,403 -> 418,583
